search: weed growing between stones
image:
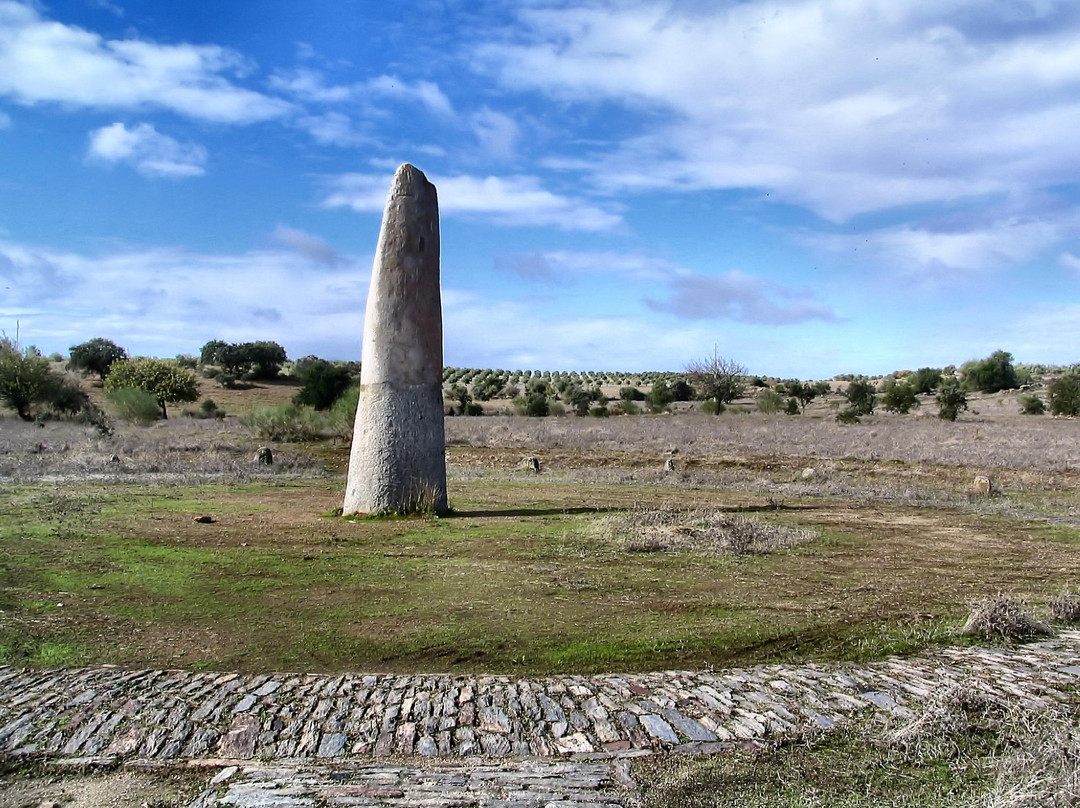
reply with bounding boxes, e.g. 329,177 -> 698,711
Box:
594,507 -> 817,555
636,688 -> 1080,808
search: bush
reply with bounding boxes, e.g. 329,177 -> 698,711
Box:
647,379 -> 675,413
1048,592 -> 1080,623
756,389 -> 784,414
589,404 -> 610,417
835,408 -> 862,424
909,367 -> 942,395
106,386 -> 163,425
42,374 -> 89,415
0,338 -> 53,420
104,358 -> 199,418
619,386 -> 645,401
617,399 -> 640,415
243,404 -> 324,442
936,379 -> 969,421
961,350 -> 1018,393
785,397 -> 800,415
844,378 -> 876,416
1048,375 -> 1080,416
1017,394 -> 1046,415
880,378 -> 919,414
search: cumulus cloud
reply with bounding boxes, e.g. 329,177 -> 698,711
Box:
475,0 -> 1080,223
321,171 -> 622,231
0,1 -> 291,123
87,122 -> 206,178
645,270 -> 839,325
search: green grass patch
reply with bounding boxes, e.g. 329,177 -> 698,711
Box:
2,478 -> 1080,673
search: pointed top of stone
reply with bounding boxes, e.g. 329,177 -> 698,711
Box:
390,163 -> 434,201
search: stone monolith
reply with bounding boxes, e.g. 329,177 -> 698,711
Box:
343,164 -> 447,515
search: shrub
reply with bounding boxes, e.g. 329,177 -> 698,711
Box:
835,408 -> 861,424
619,386 -> 645,401
1017,394 -> 1046,415
961,350 -> 1018,393
0,338 -> 53,420
647,379 -> 675,413
844,378 -> 876,416
785,397 -> 800,415
756,389 -> 784,414
670,380 -> 694,401
105,386 -> 163,425
909,367 -> 942,394
617,399 -> 640,415
42,374 -> 89,415
104,358 -> 198,419
513,393 -> 549,417
293,360 -> 352,410
880,378 -> 919,414
936,379 -> 969,421
589,404 -> 610,417
1048,374 -> 1080,416
243,403 -> 324,442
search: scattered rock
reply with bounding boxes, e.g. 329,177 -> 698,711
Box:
971,475 -> 993,496
664,458 -> 676,471
108,454 -> 120,464
192,516 -> 215,524
521,456 -> 541,473
255,446 -> 273,466
800,467 -> 817,480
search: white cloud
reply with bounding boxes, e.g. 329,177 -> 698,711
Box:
0,238 -> 367,358
475,0 -> 1080,222
270,67 -> 454,117
470,107 -> 518,161
322,171 -> 622,231
87,122 -> 206,178
645,269 -> 839,325
811,215 -> 1071,278
1060,252 -> 1080,273
0,1 -> 291,123
272,224 -> 344,266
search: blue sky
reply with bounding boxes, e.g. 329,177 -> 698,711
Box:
2,0 -> 1080,378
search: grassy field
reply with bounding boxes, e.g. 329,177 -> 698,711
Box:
3,408 -> 1080,673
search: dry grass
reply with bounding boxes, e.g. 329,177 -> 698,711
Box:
961,595 -> 1054,640
1048,591 -> 1080,623
0,416 -> 322,482
594,506 -> 817,555
446,409 -> 1080,472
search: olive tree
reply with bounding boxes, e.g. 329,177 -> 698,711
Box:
686,347 -> 746,415
104,358 -> 198,419
68,337 -> 127,380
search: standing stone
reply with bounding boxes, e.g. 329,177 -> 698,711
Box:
343,164 -> 447,515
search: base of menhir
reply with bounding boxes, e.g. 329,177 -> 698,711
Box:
343,382 -> 448,515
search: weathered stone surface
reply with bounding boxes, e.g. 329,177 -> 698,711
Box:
343,163 -> 447,516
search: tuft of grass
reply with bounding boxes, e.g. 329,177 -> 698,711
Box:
105,386 -> 161,425
595,506 -> 817,555
961,595 -> 1054,640
1048,590 -> 1080,623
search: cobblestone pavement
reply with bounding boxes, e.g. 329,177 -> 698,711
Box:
2,633 -> 1078,806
